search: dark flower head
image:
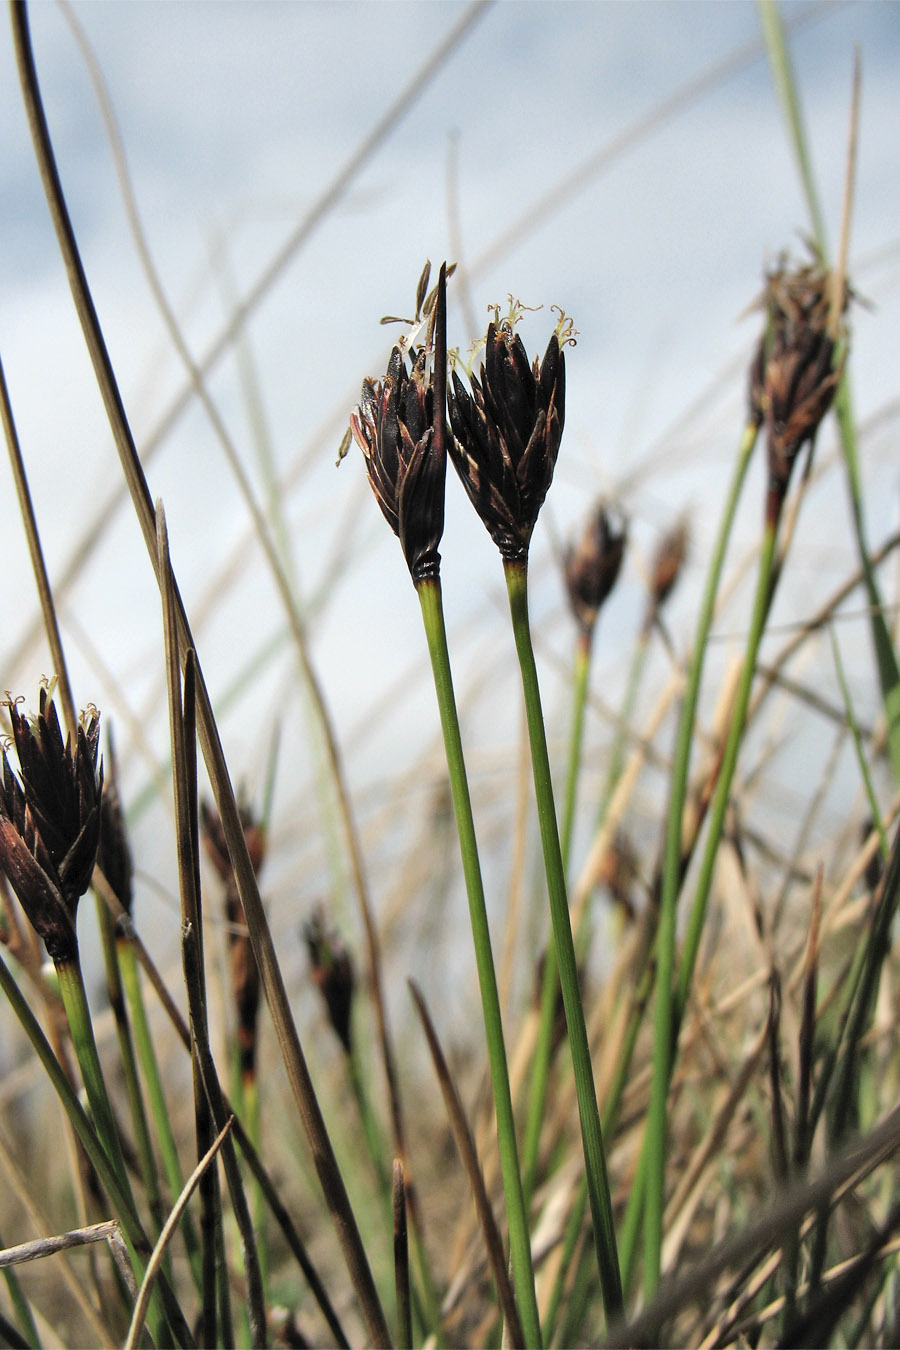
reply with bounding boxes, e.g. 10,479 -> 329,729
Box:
0,688 -> 102,963
448,314 -> 566,563
645,518 -> 689,631
749,256 -> 848,503
303,910 -> 355,1056
564,502 -> 627,637
350,265 -> 448,585
200,798 -> 266,887
201,797 -> 266,1076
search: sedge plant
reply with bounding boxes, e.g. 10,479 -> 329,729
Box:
637,252 -> 850,1296
349,263 -> 542,1347
446,303 -> 623,1321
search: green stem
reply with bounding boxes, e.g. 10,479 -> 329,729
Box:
95,901 -> 164,1239
417,576 -> 541,1349
521,630 -> 592,1208
504,559 -> 622,1322
117,935 -> 204,1292
54,956 -> 132,1198
645,505 -> 779,1297
638,422 -> 757,1294
55,954 -> 177,1348
675,510 -> 779,1016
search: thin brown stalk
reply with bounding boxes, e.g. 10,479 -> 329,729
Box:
0,350 -> 117,1325
159,515 -> 265,1347
766,971 -> 790,1188
409,980 -> 525,1350
795,864 -> 823,1169
393,1161 -> 412,1350
0,355 -> 76,736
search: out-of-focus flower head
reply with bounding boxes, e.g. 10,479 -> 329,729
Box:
564,502 -> 627,638
644,517 -> 689,632
303,909 -> 355,1056
201,797 -> 266,1076
749,253 -> 849,507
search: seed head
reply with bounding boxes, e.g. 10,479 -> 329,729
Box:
350,265 -> 448,585
0,688 -> 102,963
200,799 -> 266,1077
200,798 -> 266,885
645,518 -> 689,630
304,909 -> 355,1056
448,315 -> 566,563
750,256 -> 848,501
564,503 -> 626,638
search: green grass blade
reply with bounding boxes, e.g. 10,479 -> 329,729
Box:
632,422 -> 756,1295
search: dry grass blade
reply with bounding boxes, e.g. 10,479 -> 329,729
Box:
829,48 -> 860,341
408,979 -> 525,1350
0,355 -> 76,737
0,1219 -> 123,1272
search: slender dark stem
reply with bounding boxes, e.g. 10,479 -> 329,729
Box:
392,1161 -> 412,1350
